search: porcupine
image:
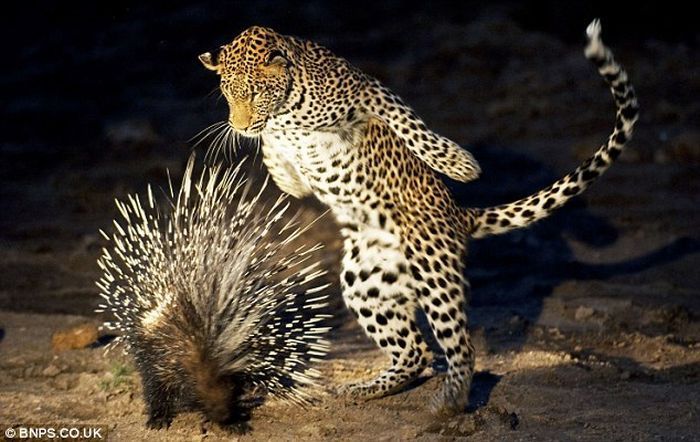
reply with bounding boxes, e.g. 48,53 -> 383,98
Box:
96,156 -> 331,429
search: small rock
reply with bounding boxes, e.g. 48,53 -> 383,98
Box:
51,323 -> 99,352
574,306 -> 595,321
42,364 -> 61,377
620,370 -> 632,380
509,314 -> 526,325
548,327 -> 565,340
507,314 -> 528,334
53,375 -> 72,390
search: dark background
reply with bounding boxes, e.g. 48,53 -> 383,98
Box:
1,1 -> 697,148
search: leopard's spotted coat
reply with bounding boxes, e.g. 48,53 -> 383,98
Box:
199,19 -> 639,413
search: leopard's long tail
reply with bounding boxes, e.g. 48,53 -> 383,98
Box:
467,19 -> 639,239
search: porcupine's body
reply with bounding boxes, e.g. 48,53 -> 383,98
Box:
96,157 -> 330,429
199,20 -> 639,414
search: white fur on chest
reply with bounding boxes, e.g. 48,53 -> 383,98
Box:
261,128 -> 366,224
263,130 -> 350,164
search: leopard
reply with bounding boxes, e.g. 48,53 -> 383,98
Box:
198,19 -> 639,414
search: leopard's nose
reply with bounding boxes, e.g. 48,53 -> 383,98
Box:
229,101 -> 253,131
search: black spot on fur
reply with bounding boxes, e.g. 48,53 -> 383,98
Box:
621,104 -> 639,120
608,146 -> 621,160
562,186 -> 580,196
582,170 -> 600,181
604,72 -> 619,82
382,272 -> 398,284
410,265 -> 422,280
344,271 -> 356,287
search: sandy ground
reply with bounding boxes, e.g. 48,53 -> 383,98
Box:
1,8 -> 699,441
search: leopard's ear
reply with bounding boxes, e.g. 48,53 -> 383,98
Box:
198,51 -> 221,73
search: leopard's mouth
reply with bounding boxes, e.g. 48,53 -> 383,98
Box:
247,119 -> 267,133
230,119 -> 266,137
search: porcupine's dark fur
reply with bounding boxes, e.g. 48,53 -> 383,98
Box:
96,156 -> 331,430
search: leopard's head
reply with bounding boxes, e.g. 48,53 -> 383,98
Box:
199,26 -> 294,137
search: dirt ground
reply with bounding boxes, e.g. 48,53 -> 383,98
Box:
1,4 -> 699,441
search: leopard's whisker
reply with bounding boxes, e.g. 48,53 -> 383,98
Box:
205,124 -> 229,164
189,120 -> 226,145
226,127 -> 236,162
205,86 -> 221,99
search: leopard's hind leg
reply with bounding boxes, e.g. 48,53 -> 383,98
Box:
404,214 -> 475,414
338,226 -> 432,398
